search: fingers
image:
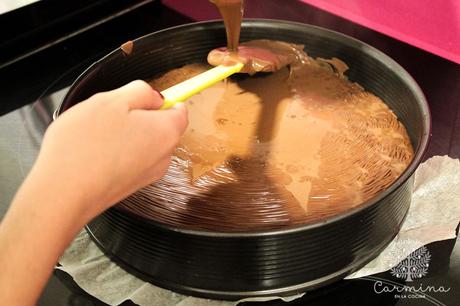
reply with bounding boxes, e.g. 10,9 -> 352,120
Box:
161,103 -> 189,136
96,80 -> 164,110
151,103 -> 189,137
131,102 -> 188,141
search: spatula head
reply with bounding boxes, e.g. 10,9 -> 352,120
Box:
207,39 -> 307,74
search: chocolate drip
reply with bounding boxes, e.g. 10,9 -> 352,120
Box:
210,0 -> 244,51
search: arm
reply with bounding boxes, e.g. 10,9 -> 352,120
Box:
0,80 -> 188,306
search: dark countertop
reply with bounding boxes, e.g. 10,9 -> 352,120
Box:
0,0 -> 459,305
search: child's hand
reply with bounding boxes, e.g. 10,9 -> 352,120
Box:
34,80 -> 188,218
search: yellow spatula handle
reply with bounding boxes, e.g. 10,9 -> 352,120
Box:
159,63 -> 244,110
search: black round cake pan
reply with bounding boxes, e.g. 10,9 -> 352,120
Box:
57,20 -> 430,300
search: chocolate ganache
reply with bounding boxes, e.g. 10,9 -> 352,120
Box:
116,40 -> 414,232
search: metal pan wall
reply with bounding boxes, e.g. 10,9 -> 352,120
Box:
58,20 -> 430,300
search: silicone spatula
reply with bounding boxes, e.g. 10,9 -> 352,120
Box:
159,63 -> 244,110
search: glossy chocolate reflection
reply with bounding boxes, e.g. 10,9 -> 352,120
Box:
117,41 -> 414,232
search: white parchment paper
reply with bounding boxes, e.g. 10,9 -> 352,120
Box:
57,156 -> 460,305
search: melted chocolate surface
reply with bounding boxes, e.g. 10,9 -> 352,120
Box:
118,41 -> 413,232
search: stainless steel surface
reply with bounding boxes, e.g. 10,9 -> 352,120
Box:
0,88 -> 66,219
